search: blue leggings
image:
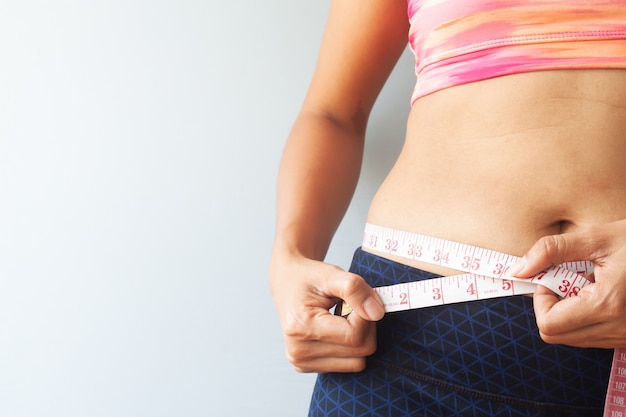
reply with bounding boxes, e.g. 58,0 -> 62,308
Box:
309,248 -> 613,417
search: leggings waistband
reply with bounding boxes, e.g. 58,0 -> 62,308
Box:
354,247 -> 611,412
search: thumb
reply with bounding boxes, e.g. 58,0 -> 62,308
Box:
327,270 -> 385,321
509,230 -> 603,278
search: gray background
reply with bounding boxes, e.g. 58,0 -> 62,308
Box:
0,1 -> 413,416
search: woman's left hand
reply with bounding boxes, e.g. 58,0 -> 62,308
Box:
509,219 -> 626,348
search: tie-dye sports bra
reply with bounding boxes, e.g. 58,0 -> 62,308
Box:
408,0 -> 626,104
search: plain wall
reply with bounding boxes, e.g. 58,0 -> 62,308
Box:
0,1 -> 414,416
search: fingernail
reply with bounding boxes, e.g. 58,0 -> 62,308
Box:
363,296 -> 385,321
507,257 -> 527,277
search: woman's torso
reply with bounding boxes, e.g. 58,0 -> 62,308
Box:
366,69 -> 626,275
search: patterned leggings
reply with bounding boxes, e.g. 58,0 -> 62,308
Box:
309,248 -> 613,417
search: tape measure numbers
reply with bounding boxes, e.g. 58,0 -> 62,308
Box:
362,223 -> 593,300
347,223 -> 625,417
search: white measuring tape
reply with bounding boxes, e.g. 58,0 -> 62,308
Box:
355,223 -> 626,417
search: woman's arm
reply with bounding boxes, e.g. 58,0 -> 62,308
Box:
269,0 -> 409,373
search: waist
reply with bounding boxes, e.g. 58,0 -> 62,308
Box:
367,70 -> 626,275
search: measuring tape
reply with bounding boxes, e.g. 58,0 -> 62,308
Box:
355,223 -> 626,417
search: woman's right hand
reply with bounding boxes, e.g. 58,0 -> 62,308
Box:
268,0 -> 407,374
269,251 -> 385,373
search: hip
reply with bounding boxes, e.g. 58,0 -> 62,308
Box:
347,247 -> 613,411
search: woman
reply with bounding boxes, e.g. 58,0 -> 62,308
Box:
269,0 -> 626,415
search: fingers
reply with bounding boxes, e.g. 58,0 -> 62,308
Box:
285,314 -> 377,373
323,268 -> 385,321
510,227 -> 608,278
283,300 -> 374,347
506,220 -> 626,348
533,283 -> 626,348
272,257 -> 384,373
532,284 -> 597,336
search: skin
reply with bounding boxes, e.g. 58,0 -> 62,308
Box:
269,0 -> 626,374
509,221 -> 626,348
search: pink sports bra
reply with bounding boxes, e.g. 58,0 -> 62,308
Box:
408,0 -> 626,104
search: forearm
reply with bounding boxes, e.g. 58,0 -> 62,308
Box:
274,110 -> 365,261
